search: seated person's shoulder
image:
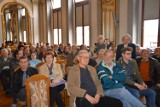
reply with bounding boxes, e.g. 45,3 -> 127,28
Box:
9,57 -> 14,61
150,57 -> 159,62
13,67 -> 21,74
0,57 -> 3,61
130,58 -> 136,63
28,67 -> 38,73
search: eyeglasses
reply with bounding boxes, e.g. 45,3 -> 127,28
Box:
125,53 -> 132,55
79,56 -> 90,59
105,56 -> 113,59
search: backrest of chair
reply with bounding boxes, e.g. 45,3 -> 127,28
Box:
56,60 -> 67,75
35,62 -> 45,69
25,74 -> 50,107
56,54 -> 67,61
14,66 -> 20,72
94,64 -> 98,70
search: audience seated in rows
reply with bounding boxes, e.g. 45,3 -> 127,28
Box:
0,40 -> 160,107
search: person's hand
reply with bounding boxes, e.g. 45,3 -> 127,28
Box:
50,81 -> 56,87
142,82 -> 148,89
108,75 -> 112,79
156,84 -> 160,87
95,94 -> 100,103
134,83 -> 146,90
85,94 -> 97,104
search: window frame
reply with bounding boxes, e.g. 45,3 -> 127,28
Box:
53,6 -> 62,44
141,0 -> 160,47
75,0 -> 90,46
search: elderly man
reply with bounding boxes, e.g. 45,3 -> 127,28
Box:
97,49 -> 145,107
118,47 -> 156,107
68,50 -> 123,107
0,48 -> 12,95
136,49 -> 160,107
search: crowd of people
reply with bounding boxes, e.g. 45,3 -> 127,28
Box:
0,34 -> 160,107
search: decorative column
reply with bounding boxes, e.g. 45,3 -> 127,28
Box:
65,0 -> 75,45
32,0 -> 40,44
0,14 -> 2,46
61,0 -> 68,44
38,0 -> 52,44
46,0 -> 52,44
101,0 -> 116,43
39,0 -> 47,43
5,10 -> 10,41
90,0 -> 98,48
17,5 -> 23,42
128,0 -> 139,43
119,0 -> 128,43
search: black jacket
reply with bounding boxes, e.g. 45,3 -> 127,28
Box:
13,67 -> 38,93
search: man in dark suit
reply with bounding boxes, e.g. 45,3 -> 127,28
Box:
12,56 -> 38,107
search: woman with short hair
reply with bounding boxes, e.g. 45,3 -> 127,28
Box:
38,51 -> 65,107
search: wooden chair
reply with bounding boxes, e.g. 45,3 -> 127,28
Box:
14,66 -> 21,72
25,74 -> 50,107
61,89 -> 70,107
56,60 -> 68,75
56,54 -> 67,61
35,62 -> 45,69
94,64 -> 98,70
0,81 -> 3,92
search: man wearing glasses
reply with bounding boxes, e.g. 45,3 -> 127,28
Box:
97,49 -> 145,107
118,47 -> 156,107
